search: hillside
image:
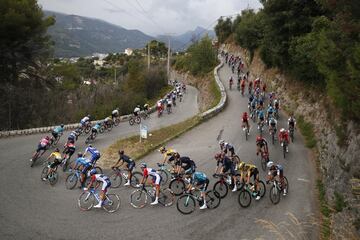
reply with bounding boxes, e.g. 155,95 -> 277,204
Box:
45,11 -> 154,57
45,11 -> 216,57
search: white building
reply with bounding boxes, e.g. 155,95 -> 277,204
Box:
124,48 -> 133,56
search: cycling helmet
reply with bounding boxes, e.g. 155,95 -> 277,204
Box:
256,136 -> 262,142
140,163 -> 147,168
89,169 -> 97,175
87,114 -> 91,118
280,128 -> 285,133
137,105 -> 140,108
60,124 -> 64,128
274,99 -> 278,104
239,162 -> 245,170
88,144 -> 92,147
267,161 -> 274,169
118,150 -> 124,155
219,140 -> 225,145
55,148 -> 60,152
159,146 -> 166,153
77,152 -> 83,157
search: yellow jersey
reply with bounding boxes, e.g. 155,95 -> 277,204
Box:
240,163 -> 257,177
50,152 -> 62,160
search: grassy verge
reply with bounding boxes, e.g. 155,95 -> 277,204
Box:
317,180 -> 332,239
100,116 -> 201,168
296,115 -> 317,149
209,73 -> 222,109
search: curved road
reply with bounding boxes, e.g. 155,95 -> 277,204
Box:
0,63 -> 318,240
0,85 -> 199,240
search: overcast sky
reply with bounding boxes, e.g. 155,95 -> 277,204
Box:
38,0 -> 262,36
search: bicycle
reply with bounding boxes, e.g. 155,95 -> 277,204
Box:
169,173 -> 192,196
65,167 -> 97,189
85,131 -> 97,144
49,132 -> 62,147
238,181 -> 266,208
243,124 -> 250,141
269,176 -> 289,204
176,188 -> 221,214
113,117 -> 121,126
40,162 -> 59,186
128,114 -> 141,126
213,173 -> 241,199
258,121 -> 265,137
77,123 -> 92,135
109,167 -> 143,188
129,185 -> 175,209
281,140 -> 288,159
289,126 -> 295,142
30,149 -> 46,167
156,163 -> 174,186
78,188 -> 121,213
260,150 -> 270,171
269,127 -> 277,145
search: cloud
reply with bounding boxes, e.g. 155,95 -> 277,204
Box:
38,0 -> 262,36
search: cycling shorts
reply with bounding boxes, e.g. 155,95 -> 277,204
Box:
271,169 -> 283,178
223,164 -> 236,176
151,174 -> 161,186
250,168 -> 259,182
184,164 -> 195,175
52,131 -> 58,139
196,178 -> 209,192
50,158 -> 62,169
127,161 -> 135,171
81,163 -> 92,174
36,144 -> 47,152
101,179 -> 111,193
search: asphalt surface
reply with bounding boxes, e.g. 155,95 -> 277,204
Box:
0,63 -> 318,240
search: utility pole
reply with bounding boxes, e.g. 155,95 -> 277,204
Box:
147,42 -> 150,70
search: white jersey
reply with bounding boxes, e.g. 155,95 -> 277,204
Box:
112,109 -> 119,115
134,107 -> 140,113
81,116 -> 90,123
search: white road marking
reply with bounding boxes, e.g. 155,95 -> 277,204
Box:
297,178 -> 310,183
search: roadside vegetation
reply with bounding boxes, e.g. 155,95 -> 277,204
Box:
0,0 -> 170,130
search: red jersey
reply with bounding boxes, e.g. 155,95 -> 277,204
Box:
279,131 -> 289,143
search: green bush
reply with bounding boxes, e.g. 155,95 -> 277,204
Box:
297,115 -> 317,149
334,191 -> 346,212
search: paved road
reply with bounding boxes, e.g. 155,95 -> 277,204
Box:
0,85 -> 199,240
0,63 -> 318,240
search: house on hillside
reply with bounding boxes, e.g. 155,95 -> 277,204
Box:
124,48 -> 133,56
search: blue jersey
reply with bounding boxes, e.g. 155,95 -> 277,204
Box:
85,147 -> 100,157
258,110 -> 264,119
93,123 -> 101,131
53,126 -> 64,134
75,157 -> 91,166
192,172 -> 207,184
267,107 -> 274,114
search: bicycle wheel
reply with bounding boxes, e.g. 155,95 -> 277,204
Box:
99,126 -> 105,134
109,173 -> 122,188
95,166 -> 103,174
48,172 -> 58,186
245,128 -> 248,141
169,178 -> 185,196
261,156 -> 267,171
135,116 -> 141,124
213,181 -> 229,199
269,185 -> 281,204
283,143 -> 286,159
158,188 -> 175,207
65,173 -> 78,189
41,166 -> 48,180
176,194 -> 196,215
31,152 -> 40,167
62,158 -> 69,172
85,136 -> 91,144
103,193 -> 121,213
130,189 -> 148,208
258,180 -> 266,198
78,191 -> 95,211
130,172 -> 143,188
238,190 -> 252,208
158,170 -> 169,186
129,118 -> 134,126
84,125 -> 91,134
107,123 -> 113,131
206,190 -> 221,209
283,176 -> 289,193
54,136 -> 60,145
114,118 -> 120,126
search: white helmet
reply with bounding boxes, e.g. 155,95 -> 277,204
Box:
267,161 -> 274,168
280,128 -> 285,133
274,99 -> 278,103
219,140 -> 225,145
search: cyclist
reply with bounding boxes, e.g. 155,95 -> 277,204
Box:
166,98 -> 172,113
187,171 -> 209,210
240,77 -> 246,93
266,105 -> 274,122
63,141 -> 76,161
288,115 -> 296,130
143,103 -> 149,114
229,76 -> 234,89
278,128 -> 290,153
274,99 -> 280,111
112,150 -> 135,186
174,153 -> 196,177
90,122 -> 101,137
256,136 -> 269,156
238,162 -> 261,200
254,77 -> 260,89
80,115 -> 91,127
68,130 -> 78,143
214,153 -> 238,192
84,144 -> 101,166
139,163 -> 161,205
159,146 -> 177,165
172,91 -> 176,106
257,109 -> 265,127
51,124 -> 64,143
219,140 -> 235,157
84,169 -> 111,208
104,116 -> 112,127
30,136 -> 50,162
72,152 -> 92,189
111,108 -> 119,120
133,105 -> 141,117
42,148 -> 62,181
268,117 -> 278,135
267,161 -> 286,195
248,80 -> 253,93
242,112 -> 250,132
